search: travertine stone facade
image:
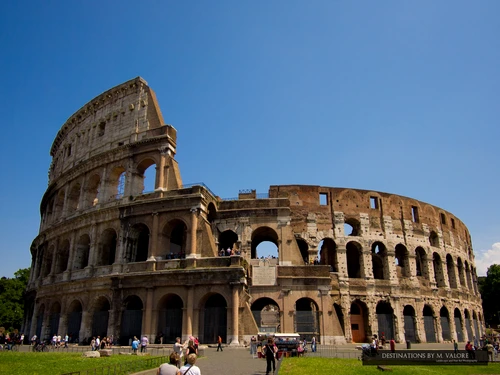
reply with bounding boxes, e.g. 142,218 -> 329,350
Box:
25,77 -> 484,346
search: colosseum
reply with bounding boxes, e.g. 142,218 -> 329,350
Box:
24,77 -> 484,347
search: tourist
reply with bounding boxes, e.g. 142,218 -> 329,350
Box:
371,334 -> 379,355
132,336 -> 140,354
180,353 -> 201,375
157,352 -> 181,375
173,337 -> 185,367
250,335 -> 257,356
141,335 -> 149,352
465,340 -> 475,359
311,336 -> 316,352
217,335 -> 223,352
453,339 -> 458,353
390,338 -> 395,353
185,340 -> 197,364
263,338 -> 278,375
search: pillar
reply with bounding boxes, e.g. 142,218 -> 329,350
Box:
187,286 -> 194,338
143,288 -> 154,340
229,283 -> 240,345
150,212 -> 159,259
187,207 -> 199,258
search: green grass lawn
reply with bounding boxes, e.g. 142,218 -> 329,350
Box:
280,357 -> 500,375
0,352 -> 164,375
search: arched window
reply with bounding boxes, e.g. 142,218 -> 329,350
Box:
251,226 -> 279,260
346,241 -> 363,278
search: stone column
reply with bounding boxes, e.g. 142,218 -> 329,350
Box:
187,208 -> 199,258
386,250 -> 397,282
362,250 -> 373,279
80,311 -> 91,342
143,288 -> 154,340
435,313 -> 443,343
88,224 -> 98,268
187,286 -> 194,338
50,240 -> 59,276
229,283 -> 240,345
64,231 -> 77,281
427,258 -> 436,288
157,147 -> 168,190
336,246 -> 348,278
58,313 -> 68,338
112,223 -> 127,273
150,212 -> 159,259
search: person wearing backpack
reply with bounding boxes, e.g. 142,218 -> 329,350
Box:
263,338 -> 278,375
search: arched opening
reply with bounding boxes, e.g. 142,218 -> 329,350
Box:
92,297 -> 110,339
36,305 -> 45,340
296,238 -> 309,264
464,309 -> 473,341
126,223 -> 150,262
54,190 -> 65,218
256,241 -> 279,259
395,244 -> 410,278
251,298 -> 280,333
251,226 -> 279,259
295,298 -> 320,341
333,303 -> 345,335
138,160 -> 157,194
454,308 -> 464,342
67,183 -> 81,213
423,305 -> 436,342
350,300 -> 368,343
433,252 -> 446,287
464,261 -> 472,290
55,240 -> 70,274
457,258 -> 465,287
84,174 -> 100,207
346,241 -> 363,278
67,300 -> 82,343
121,295 -> 143,346
319,238 -> 337,271
371,242 -> 387,280
42,246 -> 54,277
415,247 -> 428,278
157,294 -> 183,344
207,203 -> 217,223
376,301 -> 394,340
109,166 -> 126,200
98,229 -> 117,266
429,231 -> 439,248
74,234 -> 90,270
218,230 -> 238,255
344,218 -> 360,236
49,302 -> 61,336
403,305 -> 417,343
446,254 -> 457,289
45,198 -> 54,224
472,311 -> 480,340
440,306 -> 451,341
163,219 -> 187,259
201,294 -> 227,344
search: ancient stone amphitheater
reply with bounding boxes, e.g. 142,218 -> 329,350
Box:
24,77 -> 483,346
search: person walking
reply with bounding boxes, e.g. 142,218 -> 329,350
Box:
141,335 -> 149,353
263,338 -> 278,375
132,336 -> 140,354
217,335 -> 223,352
173,337 -> 185,367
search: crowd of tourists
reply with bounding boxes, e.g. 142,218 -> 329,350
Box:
156,336 -> 201,375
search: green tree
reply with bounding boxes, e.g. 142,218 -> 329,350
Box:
479,264 -> 500,328
0,268 -> 30,331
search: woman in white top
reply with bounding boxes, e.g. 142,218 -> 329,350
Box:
179,353 -> 201,375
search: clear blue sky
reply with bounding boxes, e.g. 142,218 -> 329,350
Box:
1,0 -> 499,277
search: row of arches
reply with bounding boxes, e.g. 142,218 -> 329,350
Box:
33,293 -> 229,345
33,219 -> 189,280
42,159 -> 158,228
349,300 -> 482,343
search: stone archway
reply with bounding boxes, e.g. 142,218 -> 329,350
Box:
350,300 -> 368,343
157,294 -> 183,344
201,294 -> 227,344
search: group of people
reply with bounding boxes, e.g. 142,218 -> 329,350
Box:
462,335 -> 498,361
0,332 -> 23,349
51,334 -> 70,348
131,335 -> 149,353
90,335 -> 113,351
219,248 -> 241,256
157,336 -> 201,375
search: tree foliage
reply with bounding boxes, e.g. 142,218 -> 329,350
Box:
0,268 -> 30,331
479,264 -> 500,328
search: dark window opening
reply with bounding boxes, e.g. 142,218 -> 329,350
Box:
451,218 -> 456,229
319,193 -> 328,206
98,122 -> 106,137
67,144 -> 72,157
351,324 -> 359,330
370,196 -> 379,209
440,213 -> 446,225
411,206 -> 419,223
